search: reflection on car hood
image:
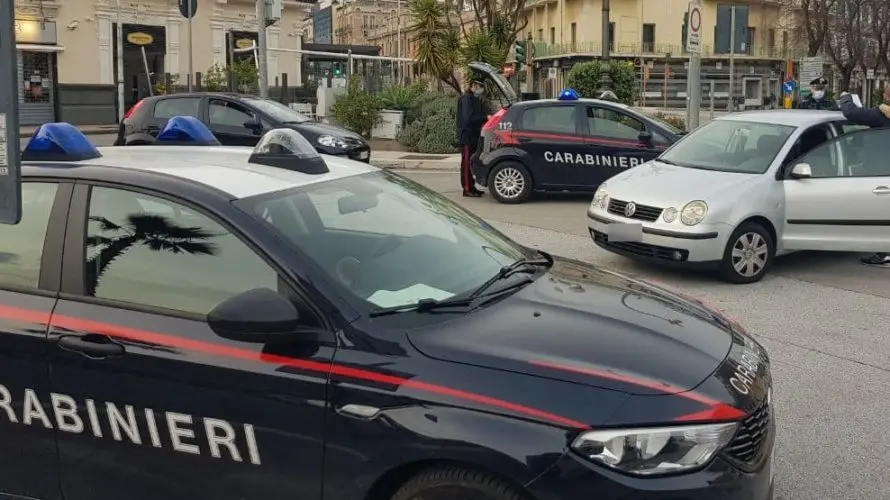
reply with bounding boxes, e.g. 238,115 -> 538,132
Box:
409,257 -> 735,396
288,121 -> 364,142
607,160 -> 760,207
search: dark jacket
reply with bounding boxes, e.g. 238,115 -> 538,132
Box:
839,93 -> 890,128
796,95 -> 839,110
456,91 -> 486,146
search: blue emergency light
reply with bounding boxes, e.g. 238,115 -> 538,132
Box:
156,116 -> 220,146
558,88 -> 580,101
22,122 -> 103,162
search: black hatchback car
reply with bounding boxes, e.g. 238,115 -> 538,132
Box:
115,93 -> 371,162
466,64 -> 684,204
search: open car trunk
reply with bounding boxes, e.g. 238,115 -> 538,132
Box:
469,62 -> 519,108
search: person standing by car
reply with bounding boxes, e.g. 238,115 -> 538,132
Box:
796,77 -> 839,110
839,88 -> 890,268
456,78 -> 487,197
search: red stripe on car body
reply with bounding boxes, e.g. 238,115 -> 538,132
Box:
0,306 -> 590,430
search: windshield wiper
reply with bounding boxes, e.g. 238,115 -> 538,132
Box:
467,253 -> 552,301
368,296 -> 475,317
280,120 -> 307,125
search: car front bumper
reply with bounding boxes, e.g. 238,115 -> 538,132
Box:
319,144 -> 371,163
587,207 -> 732,265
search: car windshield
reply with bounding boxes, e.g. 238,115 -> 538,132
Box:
658,119 -> 795,173
244,97 -> 310,123
235,171 -> 535,310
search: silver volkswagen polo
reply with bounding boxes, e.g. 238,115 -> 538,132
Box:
587,109 -> 890,283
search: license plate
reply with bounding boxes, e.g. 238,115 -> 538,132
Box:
607,222 -> 643,242
359,151 -> 369,160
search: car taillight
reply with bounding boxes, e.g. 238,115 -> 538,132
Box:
482,107 -> 508,132
123,99 -> 145,119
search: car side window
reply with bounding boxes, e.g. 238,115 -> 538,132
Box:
782,125 -> 832,168
153,98 -> 201,119
520,105 -> 577,134
209,99 -> 255,127
587,107 -> 645,141
793,128 -> 890,178
0,182 -> 58,289
85,187 -> 279,315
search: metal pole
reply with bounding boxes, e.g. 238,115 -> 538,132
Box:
688,53 -> 701,129
728,4 -> 735,111
256,0 -> 269,97
0,0 -> 23,224
396,0 -> 402,85
115,0 -> 125,121
347,49 -> 353,78
601,0 -> 610,59
141,47 -> 154,96
709,80 -> 715,121
187,0 -> 194,91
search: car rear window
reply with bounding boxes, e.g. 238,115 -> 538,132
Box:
153,97 -> 201,119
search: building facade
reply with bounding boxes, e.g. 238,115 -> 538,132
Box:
333,0 -> 404,45
312,5 -> 333,43
13,0 -> 313,126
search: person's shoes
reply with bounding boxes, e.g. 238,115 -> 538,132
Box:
463,191 -> 483,197
861,253 -> 890,267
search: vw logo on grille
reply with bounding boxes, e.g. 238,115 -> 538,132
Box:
624,202 -> 637,217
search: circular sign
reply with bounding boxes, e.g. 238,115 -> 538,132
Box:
127,32 -> 154,46
690,7 -> 701,33
235,38 -> 255,49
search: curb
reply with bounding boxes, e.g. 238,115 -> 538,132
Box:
374,161 -> 460,171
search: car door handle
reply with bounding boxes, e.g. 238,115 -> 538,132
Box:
57,334 -> 125,359
873,186 -> 890,195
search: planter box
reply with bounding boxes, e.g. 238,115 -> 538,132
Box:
371,110 -> 404,140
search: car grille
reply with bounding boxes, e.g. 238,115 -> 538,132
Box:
724,402 -> 771,465
591,229 -> 689,261
607,199 -> 663,222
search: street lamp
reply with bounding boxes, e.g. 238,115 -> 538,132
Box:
599,0 -> 612,93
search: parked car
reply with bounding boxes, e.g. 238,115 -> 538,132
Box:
115,93 -> 371,162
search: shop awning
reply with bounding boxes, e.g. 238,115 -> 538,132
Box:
17,44 -> 64,52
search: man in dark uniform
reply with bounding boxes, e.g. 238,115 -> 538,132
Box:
456,78 -> 487,197
795,77 -> 839,110
838,88 -> 890,267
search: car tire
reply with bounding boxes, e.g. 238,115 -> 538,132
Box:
391,466 -> 528,500
488,162 -> 532,204
719,221 -> 775,284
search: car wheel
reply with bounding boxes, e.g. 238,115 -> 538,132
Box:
391,466 -> 527,500
719,221 -> 775,284
488,162 -> 532,204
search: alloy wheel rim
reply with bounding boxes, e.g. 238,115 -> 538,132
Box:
493,167 -> 525,199
731,232 -> 769,277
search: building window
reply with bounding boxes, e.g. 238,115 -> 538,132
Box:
550,26 -> 555,44
782,31 -> 788,57
537,28 -> 543,41
571,23 -> 577,50
747,27 -> 755,54
608,22 -> 615,51
767,28 -> 775,56
642,23 -> 655,53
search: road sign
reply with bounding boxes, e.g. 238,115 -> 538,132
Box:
178,0 -> 198,18
547,67 -> 557,80
0,0 -> 21,224
867,68 -> 875,79
782,79 -> 797,94
686,1 -> 702,54
798,56 -> 823,93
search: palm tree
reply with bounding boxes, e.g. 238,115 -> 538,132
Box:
86,214 -> 218,296
408,0 -> 462,92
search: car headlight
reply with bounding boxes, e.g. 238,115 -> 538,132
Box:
318,135 -> 348,148
662,207 -> 678,223
571,422 -> 738,476
592,184 -> 609,209
680,200 -> 708,226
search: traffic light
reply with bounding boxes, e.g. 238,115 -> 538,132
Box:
333,62 -> 342,77
515,40 -> 527,64
681,11 -> 689,48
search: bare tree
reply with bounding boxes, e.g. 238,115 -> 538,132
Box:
799,0 -> 835,56
824,0 -> 867,89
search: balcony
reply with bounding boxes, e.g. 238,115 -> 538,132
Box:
524,0 -> 558,9
532,41 -> 791,59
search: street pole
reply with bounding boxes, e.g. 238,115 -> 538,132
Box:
728,4 -> 735,111
187,0 -> 194,91
396,0 -> 401,84
685,0 -> 702,129
0,0 -> 23,224
256,0 -> 269,97
115,0 -> 125,121
600,0 -> 611,91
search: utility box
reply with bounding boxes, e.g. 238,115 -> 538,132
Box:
372,110 -> 404,140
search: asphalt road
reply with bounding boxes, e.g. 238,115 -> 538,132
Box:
395,170 -> 890,500
28,134 -> 889,498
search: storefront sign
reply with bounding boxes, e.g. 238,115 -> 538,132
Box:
14,19 -> 57,45
127,32 -> 154,46
235,38 -> 255,49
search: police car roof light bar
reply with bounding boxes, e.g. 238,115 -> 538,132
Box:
558,88 -> 580,101
156,116 -> 221,146
247,129 -> 330,175
21,122 -> 103,162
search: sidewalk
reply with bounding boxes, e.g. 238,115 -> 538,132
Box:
371,150 -> 460,171
20,124 -> 118,137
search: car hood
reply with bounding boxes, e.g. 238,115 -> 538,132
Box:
409,257 -> 736,396
287,121 -> 365,142
606,160 -> 760,207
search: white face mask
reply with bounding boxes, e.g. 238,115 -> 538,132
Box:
812,90 -> 825,100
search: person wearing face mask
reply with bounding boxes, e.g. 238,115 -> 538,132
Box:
837,86 -> 890,268
456,77 -> 487,197
795,77 -> 839,110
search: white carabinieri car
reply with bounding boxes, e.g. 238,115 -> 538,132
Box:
587,109 -> 890,283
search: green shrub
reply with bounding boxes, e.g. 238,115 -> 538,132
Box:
419,96 -> 455,120
647,112 -> 687,132
397,118 -> 425,150
565,61 -> 637,105
330,76 -> 383,139
378,82 -> 427,111
415,113 -> 459,154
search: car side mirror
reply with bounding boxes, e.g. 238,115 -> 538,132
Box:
790,163 -> 812,179
207,288 -> 305,342
638,130 -> 653,143
244,119 -> 263,133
